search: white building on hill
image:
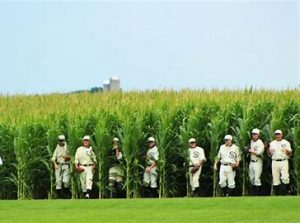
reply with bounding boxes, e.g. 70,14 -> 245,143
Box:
103,76 -> 121,92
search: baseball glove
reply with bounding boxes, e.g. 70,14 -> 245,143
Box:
190,166 -> 200,174
76,166 -> 84,173
231,164 -> 238,171
64,155 -> 71,162
264,141 -> 270,150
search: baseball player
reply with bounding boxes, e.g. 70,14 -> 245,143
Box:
143,137 -> 159,198
108,137 -> 125,198
214,135 -> 241,196
188,138 -> 206,197
267,130 -> 292,195
0,155 -> 3,166
51,135 -> 71,199
247,128 -> 264,196
75,135 -> 97,199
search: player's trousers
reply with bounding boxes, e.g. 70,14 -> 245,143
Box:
109,166 -> 124,183
249,159 -> 263,186
272,159 -> 289,186
143,167 -> 158,188
79,165 -> 94,192
219,164 -> 236,189
189,166 -> 202,191
55,163 -> 70,189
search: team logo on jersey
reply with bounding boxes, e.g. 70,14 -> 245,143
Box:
281,144 -> 286,148
85,149 -> 93,156
193,151 -> 199,158
229,151 -> 237,159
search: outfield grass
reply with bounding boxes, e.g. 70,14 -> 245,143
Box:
0,197 -> 300,223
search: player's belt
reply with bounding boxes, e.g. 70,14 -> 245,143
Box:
250,160 -> 259,162
80,164 -> 94,167
273,159 -> 287,162
57,162 -> 69,165
221,163 -> 232,166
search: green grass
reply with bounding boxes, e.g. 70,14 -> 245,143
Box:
0,197 -> 300,223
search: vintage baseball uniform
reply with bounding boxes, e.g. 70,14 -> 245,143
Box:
217,144 -> 241,189
249,139 -> 264,186
109,149 -> 124,183
143,146 -> 159,188
52,144 -> 70,189
75,146 -> 97,192
0,156 -> 3,166
269,139 -> 292,186
188,146 -> 206,191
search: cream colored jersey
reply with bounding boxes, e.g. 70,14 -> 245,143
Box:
52,144 -> 70,164
250,139 -> 264,160
189,146 -> 206,166
75,146 -> 97,165
146,146 -> 159,166
217,144 -> 241,164
269,139 -> 292,160
116,151 -> 122,160
0,156 -> 2,165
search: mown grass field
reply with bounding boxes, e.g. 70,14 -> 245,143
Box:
0,197 -> 300,223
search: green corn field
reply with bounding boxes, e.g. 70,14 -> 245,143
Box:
0,89 -> 299,199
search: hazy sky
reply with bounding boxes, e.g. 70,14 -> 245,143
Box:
0,1 -> 299,94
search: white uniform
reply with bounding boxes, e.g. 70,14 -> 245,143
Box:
75,146 -> 97,192
51,144 -> 70,189
143,146 -> 159,188
0,156 -> 3,166
249,139 -> 264,186
188,146 -> 206,191
269,139 -> 292,186
109,151 -> 124,183
217,144 -> 241,189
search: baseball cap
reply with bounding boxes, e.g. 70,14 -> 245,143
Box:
148,137 -> 156,142
113,137 -> 119,142
251,128 -> 260,134
58,135 -> 66,141
224,135 -> 233,140
274,130 -> 283,135
188,138 -> 196,143
82,135 -> 90,141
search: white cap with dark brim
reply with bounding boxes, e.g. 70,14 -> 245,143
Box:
148,137 -> 156,142
82,135 -> 90,141
251,128 -> 260,134
188,138 -> 196,143
58,135 -> 66,141
224,135 -> 233,140
274,130 -> 283,135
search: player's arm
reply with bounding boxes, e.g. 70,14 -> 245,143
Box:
282,142 -> 292,156
233,147 -> 241,169
51,149 -> 59,169
198,149 -> 207,166
74,149 -> 83,172
146,151 -> 159,172
214,150 -> 221,171
255,142 -> 265,157
214,147 -> 221,170
266,141 -> 273,156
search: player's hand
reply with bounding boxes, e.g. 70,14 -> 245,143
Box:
92,164 -> 96,170
249,149 -> 255,153
76,166 -> 84,173
146,167 -> 151,173
231,164 -> 238,171
213,165 -> 218,171
54,164 -> 59,170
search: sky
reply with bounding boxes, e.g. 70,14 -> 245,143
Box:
0,0 -> 299,94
